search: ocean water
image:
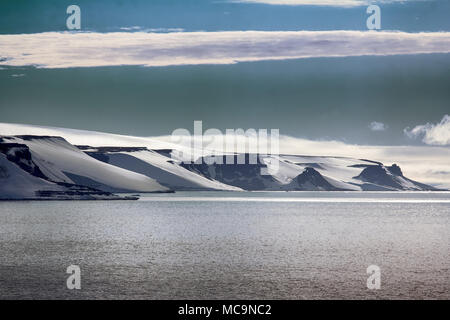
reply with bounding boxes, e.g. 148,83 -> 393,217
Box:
0,191 -> 449,300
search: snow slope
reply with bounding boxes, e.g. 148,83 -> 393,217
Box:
0,152 -> 134,200
86,147 -> 241,191
0,152 -> 63,199
1,136 -> 169,193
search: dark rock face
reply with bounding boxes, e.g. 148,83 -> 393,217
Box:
79,146 -> 148,153
36,182 -> 113,198
14,135 -> 64,141
296,167 -> 335,190
86,152 -> 110,163
82,146 -> 154,164
74,145 -> 92,151
181,154 -> 279,191
290,167 -> 348,191
355,165 -> 404,189
0,143 -> 47,180
387,164 -> 403,176
354,164 -> 436,191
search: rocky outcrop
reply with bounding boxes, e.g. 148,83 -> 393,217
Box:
354,164 -> 437,191
286,167 -> 351,191
180,154 -> 280,191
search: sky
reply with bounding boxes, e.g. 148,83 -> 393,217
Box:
0,0 -> 449,185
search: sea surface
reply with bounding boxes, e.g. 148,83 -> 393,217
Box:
0,191 -> 449,300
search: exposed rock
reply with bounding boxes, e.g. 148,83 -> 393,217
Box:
288,167 -> 350,191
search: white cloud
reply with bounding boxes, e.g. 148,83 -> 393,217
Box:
119,26 -> 185,33
119,26 -> 142,31
1,122 -> 449,187
369,121 -> 387,131
231,0 -> 422,7
0,30 -> 449,68
404,115 -> 450,146
232,0 -> 366,6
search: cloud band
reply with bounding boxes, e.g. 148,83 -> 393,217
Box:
1,30 -> 450,68
230,0 -> 419,7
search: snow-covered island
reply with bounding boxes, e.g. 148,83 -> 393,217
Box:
0,130 -> 443,200
0,136 -> 170,200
